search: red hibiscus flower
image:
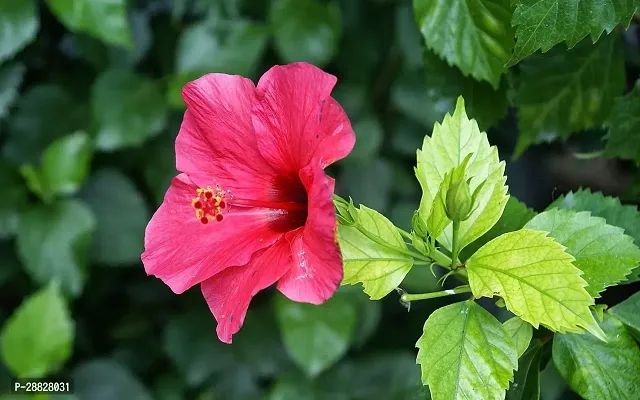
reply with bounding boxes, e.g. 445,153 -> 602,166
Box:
141,63 -> 355,343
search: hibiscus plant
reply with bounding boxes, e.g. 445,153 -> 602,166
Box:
2,0 -> 640,399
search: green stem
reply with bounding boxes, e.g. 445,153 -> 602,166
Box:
450,219 -> 461,268
358,229 -> 431,262
430,249 -> 452,268
400,285 -> 472,302
397,227 -> 413,241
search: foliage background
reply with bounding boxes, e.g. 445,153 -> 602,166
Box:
0,0 -> 639,399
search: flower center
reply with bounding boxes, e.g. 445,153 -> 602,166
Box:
192,185 -> 227,224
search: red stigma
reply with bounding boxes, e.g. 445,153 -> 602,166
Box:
191,185 -> 228,224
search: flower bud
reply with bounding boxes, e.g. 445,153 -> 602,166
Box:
334,195 -> 358,226
445,179 -> 473,221
411,210 -> 428,239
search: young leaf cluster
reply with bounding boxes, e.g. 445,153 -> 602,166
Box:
335,97 -> 640,400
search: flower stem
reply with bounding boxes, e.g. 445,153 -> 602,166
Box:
400,285 -> 472,302
450,219 -> 461,269
397,227 -> 413,241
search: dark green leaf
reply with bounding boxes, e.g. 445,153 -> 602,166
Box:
0,0 -> 38,62
461,196 -> 537,261
0,282 -> 73,378
270,0 -> 341,66
553,314 -> 640,400
509,0 -> 635,66
3,85 -> 87,164
605,81 -> 640,163
231,307 -> 290,378
506,340 -> 544,400
0,161 -> 27,239
167,20 -> 269,108
143,138 -> 177,206
341,287 -> 382,348
347,114 -> 383,162
163,311 -> 235,387
422,51 -> 509,131
39,131 -> 93,197
414,0 -> 513,88
514,35 -> 625,156
0,63 -> 25,119
338,159 -> 393,213
525,208 -> 640,297
275,292 -> 356,377
72,359 -> 153,400
17,199 -> 95,296
45,0 -> 132,48
319,352 -> 422,400
92,69 -> 167,151
609,292 -> 640,333
548,188 -> 640,245
80,169 -> 149,266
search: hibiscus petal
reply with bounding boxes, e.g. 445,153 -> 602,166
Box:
177,74 -> 279,200
277,163 -> 343,304
201,237 -> 292,343
252,63 -> 356,176
142,174 -> 284,294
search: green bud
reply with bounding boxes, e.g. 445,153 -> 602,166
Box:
411,210 -> 428,239
445,179 -> 473,221
333,195 -> 358,226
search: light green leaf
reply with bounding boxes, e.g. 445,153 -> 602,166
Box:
553,314 -> 640,400
605,81 -> 640,163
0,282 -> 73,378
548,188 -> 640,245
508,0 -> 635,66
0,161 -> 27,239
466,229 -> 606,340
0,0 -> 38,62
414,0 -> 514,88
461,196 -> 538,261
0,63 -> 25,119
167,21 -> 269,108
503,317 -> 533,358
270,0 -> 341,66
275,292 -> 356,377
506,340 -> 544,400
608,291 -> 640,333
72,359 -> 153,400
3,85 -> 88,165
39,131 -> 93,197
338,204 -> 414,300
45,0 -> 132,48
17,199 -> 96,296
525,209 -> 640,297
416,301 -> 518,400
80,169 -> 149,266
92,69 -> 167,151
513,34 -> 625,156
416,97 -> 508,252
